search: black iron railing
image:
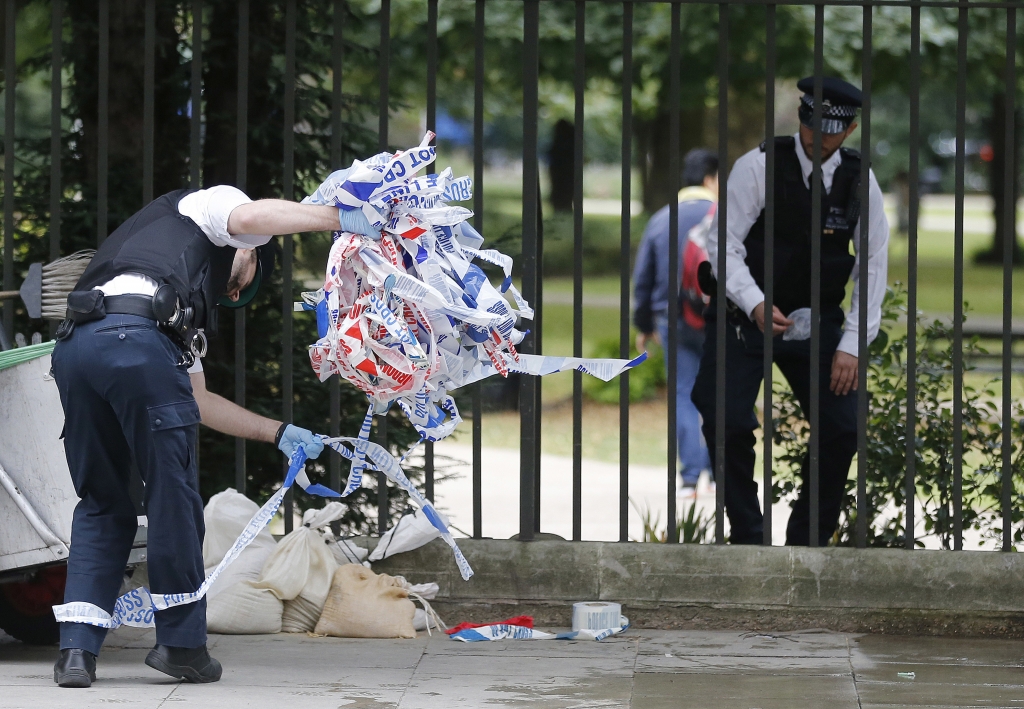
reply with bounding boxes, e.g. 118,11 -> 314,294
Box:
1,0 -> 1020,550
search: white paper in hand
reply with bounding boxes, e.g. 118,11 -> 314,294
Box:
783,308 -> 812,341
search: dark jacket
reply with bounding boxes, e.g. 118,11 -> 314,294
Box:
632,187 -> 715,349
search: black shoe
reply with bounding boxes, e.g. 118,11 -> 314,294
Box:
145,644 -> 222,683
53,648 -> 97,688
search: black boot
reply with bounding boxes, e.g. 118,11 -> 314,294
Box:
145,644 -> 222,683
53,648 -> 97,688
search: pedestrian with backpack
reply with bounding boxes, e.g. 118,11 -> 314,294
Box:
632,149 -> 718,497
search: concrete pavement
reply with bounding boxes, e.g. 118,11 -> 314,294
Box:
3,626 -> 1024,708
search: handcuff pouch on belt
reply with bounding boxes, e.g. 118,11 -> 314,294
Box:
152,284 -> 208,367
696,260 -> 751,344
55,291 -> 105,341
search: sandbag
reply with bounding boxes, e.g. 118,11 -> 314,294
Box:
207,581 -> 283,635
281,595 -> 322,634
203,488 -> 277,567
327,537 -> 370,566
300,502 -> 371,567
255,526 -> 338,633
314,564 -> 416,639
202,489 -> 281,633
368,508 -> 448,562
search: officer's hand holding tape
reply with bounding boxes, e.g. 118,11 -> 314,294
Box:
275,424 -> 325,460
338,207 -> 376,237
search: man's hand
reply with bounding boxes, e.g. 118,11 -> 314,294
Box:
830,351 -> 858,396
191,370 -> 281,443
751,301 -> 793,336
636,330 -> 661,353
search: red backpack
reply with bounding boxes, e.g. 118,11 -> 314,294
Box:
680,203 -> 715,330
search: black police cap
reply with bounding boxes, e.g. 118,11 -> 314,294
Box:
796,76 -> 863,108
217,242 -> 278,309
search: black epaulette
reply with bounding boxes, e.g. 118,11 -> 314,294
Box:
839,146 -> 861,160
760,135 -> 796,153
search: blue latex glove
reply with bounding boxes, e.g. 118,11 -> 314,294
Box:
277,424 -> 324,460
338,207 -> 376,237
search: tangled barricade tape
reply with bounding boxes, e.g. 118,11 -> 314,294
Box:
299,134 -> 645,578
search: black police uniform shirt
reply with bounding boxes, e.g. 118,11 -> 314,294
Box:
92,185 -> 269,374
707,134 -> 889,358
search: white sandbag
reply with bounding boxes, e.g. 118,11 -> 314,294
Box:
203,488 -> 277,567
202,489 -> 277,602
207,581 -> 283,635
300,503 -> 371,567
301,502 -> 347,529
413,608 -> 439,632
255,525 -> 339,633
256,526 -> 338,604
281,595 -> 323,634
368,508 -> 448,561
395,576 -> 445,633
327,537 -> 370,566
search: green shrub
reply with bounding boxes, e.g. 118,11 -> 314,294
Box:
771,285 -> 1024,549
631,498 -> 715,544
583,333 -> 666,404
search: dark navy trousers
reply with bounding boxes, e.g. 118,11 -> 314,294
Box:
691,305 -> 858,546
52,314 -> 205,655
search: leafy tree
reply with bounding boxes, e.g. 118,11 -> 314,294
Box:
371,0 -> 816,213
1,0 -> 418,529
825,5 -> 1023,261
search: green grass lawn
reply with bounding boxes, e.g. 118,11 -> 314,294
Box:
465,183 -> 1024,466
887,230 -> 1024,317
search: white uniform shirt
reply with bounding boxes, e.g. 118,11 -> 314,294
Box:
707,134 -> 889,357
95,185 -> 268,373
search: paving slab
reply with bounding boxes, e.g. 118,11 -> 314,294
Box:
632,673 -> 861,709
4,626 -> 1024,707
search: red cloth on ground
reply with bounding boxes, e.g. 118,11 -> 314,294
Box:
444,615 -> 534,635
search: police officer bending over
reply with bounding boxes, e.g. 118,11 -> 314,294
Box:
691,77 -> 889,547
51,186 -> 375,687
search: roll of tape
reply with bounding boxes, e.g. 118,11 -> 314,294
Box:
571,602 -> 622,632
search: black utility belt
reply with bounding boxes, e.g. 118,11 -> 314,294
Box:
60,288 -> 208,367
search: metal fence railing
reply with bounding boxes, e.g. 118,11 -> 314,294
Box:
1,0 -> 1020,550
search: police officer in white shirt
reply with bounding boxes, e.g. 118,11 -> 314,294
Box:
691,76 -> 889,547
51,186 -> 375,687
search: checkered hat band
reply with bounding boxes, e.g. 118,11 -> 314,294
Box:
800,93 -> 858,118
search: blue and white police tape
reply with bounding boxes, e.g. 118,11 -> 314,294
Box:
52,447 -> 332,629
450,618 -> 630,643
303,134 -> 647,448
321,435 -> 474,581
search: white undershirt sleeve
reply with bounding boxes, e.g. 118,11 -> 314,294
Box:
707,148 -> 768,317
177,186 -> 271,249
837,170 -> 890,358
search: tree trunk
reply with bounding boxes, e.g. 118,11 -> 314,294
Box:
67,0 -> 188,238
977,91 -> 1022,264
548,118 -> 574,213
636,107 -> 707,214
201,0 -> 280,199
